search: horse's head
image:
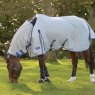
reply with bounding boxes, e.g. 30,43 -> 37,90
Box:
6,54 -> 22,83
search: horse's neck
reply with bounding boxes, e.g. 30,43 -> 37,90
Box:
8,20 -> 34,56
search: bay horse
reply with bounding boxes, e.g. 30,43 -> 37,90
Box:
6,14 -> 95,83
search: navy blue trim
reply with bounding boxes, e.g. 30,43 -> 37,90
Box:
49,39 -> 56,50
16,50 -> 25,57
62,39 -> 68,47
16,52 -> 21,57
30,17 -> 37,26
20,50 -> 25,55
38,29 -> 45,54
26,17 -> 37,51
88,24 -> 91,40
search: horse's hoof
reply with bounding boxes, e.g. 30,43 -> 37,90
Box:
90,79 -> 95,83
68,76 -> 76,83
44,78 -> 51,83
90,77 -> 95,83
90,74 -> 95,83
38,79 -> 44,83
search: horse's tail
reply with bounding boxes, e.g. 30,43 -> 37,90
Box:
89,46 -> 95,69
84,19 -> 95,69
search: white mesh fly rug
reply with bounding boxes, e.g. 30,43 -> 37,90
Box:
8,14 -> 95,57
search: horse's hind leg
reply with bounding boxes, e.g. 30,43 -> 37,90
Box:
38,54 -> 50,83
68,51 -> 78,82
83,49 -> 95,83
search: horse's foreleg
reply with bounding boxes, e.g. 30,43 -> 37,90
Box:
83,49 -> 95,83
68,52 -> 78,82
38,55 -> 45,80
38,54 -> 50,83
44,65 -> 49,78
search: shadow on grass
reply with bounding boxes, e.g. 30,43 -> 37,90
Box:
10,82 -> 65,95
11,83 -> 40,95
46,60 -> 61,65
39,82 -> 65,95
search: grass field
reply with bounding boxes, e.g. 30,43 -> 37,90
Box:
0,57 -> 95,95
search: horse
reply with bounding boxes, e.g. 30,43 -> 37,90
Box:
6,14 -> 95,83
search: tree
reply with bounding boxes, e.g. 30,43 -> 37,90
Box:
0,0 -> 44,55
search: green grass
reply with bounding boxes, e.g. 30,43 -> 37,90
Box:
0,57 -> 95,95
